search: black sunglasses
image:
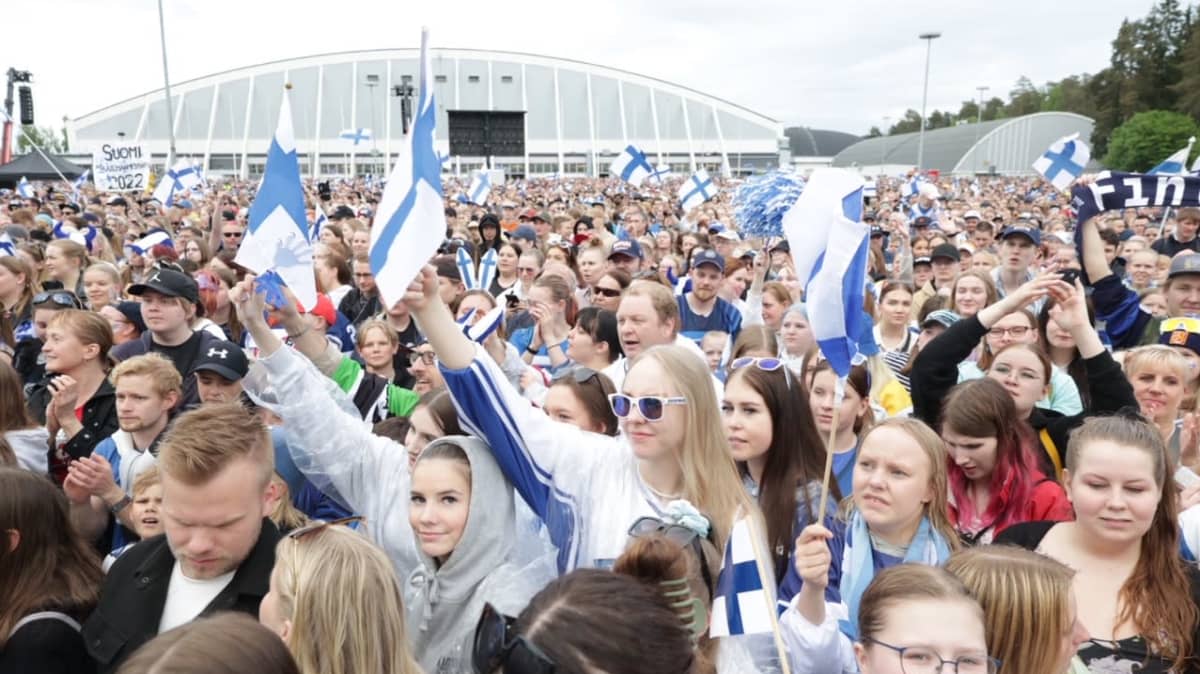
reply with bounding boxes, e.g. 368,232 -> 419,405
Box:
32,290 -> 83,309
551,367 -> 600,385
472,603 -> 556,674
627,516 -> 715,600
591,286 -> 622,298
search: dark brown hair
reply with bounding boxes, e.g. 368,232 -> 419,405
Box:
729,325 -> 779,360
550,369 -> 619,436
117,612 -> 299,674
418,389 -> 464,439
0,468 -> 102,647
0,361 -> 35,433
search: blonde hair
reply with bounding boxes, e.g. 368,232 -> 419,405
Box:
110,352 -> 183,399
623,281 -> 679,335
354,319 -> 398,350
857,564 -> 982,645
946,546 -> 1075,674
47,238 -> 89,270
269,473 -> 309,532
629,345 -> 758,551
131,465 -> 161,496
46,310 -> 114,366
158,403 -> 273,488
272,525 -> 422,674
850,418 -> 958,548
1123,344 -> 1189,380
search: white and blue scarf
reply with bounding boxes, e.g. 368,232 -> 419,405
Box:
837,511 -> 952,640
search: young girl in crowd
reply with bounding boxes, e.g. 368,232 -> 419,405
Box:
807,361 -> 873,499
355,319 -> 401,383
1038,295 -> 1095,410
946,546 -> 1091,674
0,468 -> 102,674
403,264 -> 757,574
590,268 -> 631,313
44,239 -> 88,297
949,270 -> 996,319
937,378 -> 1073,544
724,357 -> 835,594
543,367 -> 619,435
997,416 -> 1200,672
912,275 -> 1136,478
488,242 -> 521,298
780,418 -> 958,673
779,304 -> 814,373
259,520 -> 422,674
0,257 -> 38,348
82,262 -> 122,312
872,282 -> 914,357
565,306 -> 622,372
117,613 -> 298,674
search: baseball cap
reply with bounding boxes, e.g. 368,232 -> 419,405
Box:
913,256 -> 932,267
963,210 -> 982,220
870,225 -> 886,238
930,243 -> 960,262
128,268 -> 200,305
1168,253 -> 1200,279
478,213 -> 501,230
532,211 -> 550,223
921,310 -> 961,330
913,216 -> 933,228
1160,317 -> 1200,356
106,196 -> 128,207
510,224 -> 538,243
999,225 -> 1041,246
715,229 -> 741,242
608,240 -> 644,260
691,249 -> 725,272
330,205 -> 356,220
296,293 -> 337,326
520,207 -> 538,220
114,301 -> 147,333
193,340 -> 250,382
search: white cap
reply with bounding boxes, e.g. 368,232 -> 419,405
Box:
918,183 -> 940,199
964,209 -> 982,220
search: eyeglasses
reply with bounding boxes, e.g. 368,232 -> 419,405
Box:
608,394 -> 687,422
223,231 -> 243,238
986,325 -> 1030,338
285,515 -> 365,542
472,603 -> 557,674
628,516 -> 715,599
409,350 -> 436,366
518,266 -> 538,274
861,638 -> 999,674
729,356 -> 793,390
32,290 -> 83,309
591,285 -> 622,298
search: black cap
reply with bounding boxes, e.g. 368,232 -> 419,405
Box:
769,240 -> 790,253
913,215 -> 933,228
913,256 -> 932,267
930,243 -> 960,262
127,268 -> 200,305
193,340 -> 249,382
114,301 -> 147,334
330,205 -> 356,220
870,226 -> 886,238
863,211 -> 877,222
478,213 -> 501,230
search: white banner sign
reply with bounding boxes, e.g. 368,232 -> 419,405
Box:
92,142 -> 150,192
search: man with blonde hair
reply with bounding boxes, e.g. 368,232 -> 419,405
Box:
84,403 -> 281,673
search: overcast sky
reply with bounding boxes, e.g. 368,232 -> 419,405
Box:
11,0 -> 1160,138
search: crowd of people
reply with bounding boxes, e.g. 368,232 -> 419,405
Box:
1,167 -> 1199,674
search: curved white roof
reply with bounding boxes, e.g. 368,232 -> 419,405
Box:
69,48 -> 782,173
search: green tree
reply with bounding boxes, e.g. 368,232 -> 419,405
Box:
888,109 -> 923,135
866,126 -> 883,138
1103,109 -> 1199,170
981,97 -> 1006,122
1174,20 -> 1200,118
957,100 -> 981,124
1006,76 -> 1046,117
16,125 -> 67,154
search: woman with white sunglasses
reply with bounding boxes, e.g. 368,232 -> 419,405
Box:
402,265 -> 757,573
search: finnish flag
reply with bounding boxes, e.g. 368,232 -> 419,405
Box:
128,229 -> 172,256
311,204 -> 329,242
677,169 -> 716,213
784,168 -> 871,378
339,128 -> 373,146
0,232 -> 14,257
152,161 -> 204,207
1148,136 -> 1196,176
610,145 -> 653,187
467,172 -> 491,205
16,176 -> 32,199
235,87 -> 318,307
368,28 -> 445,307
709,517 -> 774,637
648,163 -> 673,185
1033,133 -> 1091,192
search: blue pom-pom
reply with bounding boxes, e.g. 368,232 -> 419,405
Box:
733,171 -> 806,238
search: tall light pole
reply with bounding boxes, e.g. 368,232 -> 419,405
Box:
973,85 -> 989,174
915,32 -> 941,172
157,0 -> 177,170
880,115 -> 891,174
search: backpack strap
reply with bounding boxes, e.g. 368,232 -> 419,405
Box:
1039,428 -> 1063,478
9,611 -> 81,638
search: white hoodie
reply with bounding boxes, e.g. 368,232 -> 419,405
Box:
6,427 -> 49,474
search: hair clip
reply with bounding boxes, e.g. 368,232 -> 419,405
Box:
660,577 -> 709,643
663,500 -> 711,539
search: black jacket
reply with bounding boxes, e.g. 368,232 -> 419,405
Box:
82,519 -> 281,674
27,379 -> 118,484
338,287 -> 382,328
910,314 -> 1137,476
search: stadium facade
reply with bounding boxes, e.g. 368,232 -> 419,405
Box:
68,48 -> 785,179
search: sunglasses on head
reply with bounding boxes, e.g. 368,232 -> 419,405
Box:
729,356 -> 793,390
591,285 -> 622,298
472,603 -> 556,674
627,516 -> 715,601
552,367 -> 600,385
32,290 -> 83,309
608,393 -> 687,422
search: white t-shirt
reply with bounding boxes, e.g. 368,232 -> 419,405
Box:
157,561 -> 236,633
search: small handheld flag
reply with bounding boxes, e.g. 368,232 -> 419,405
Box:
649,163 -> 673,185
128,229 -> 172,256
1033,133 -> 1091,192
16,177 -> 32,199
1149,136 -> 1196,176
0,233 -> 14,257
368,28 -> 445,307
311,204 -> 329,243
678,169 -> 716,213
709,517 -> 773,638
610,145 -> 653,187
467,172 -> 491,205
152,161 -> 204,207
235,86 -> 318,307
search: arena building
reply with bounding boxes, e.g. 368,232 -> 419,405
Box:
68,48 -> 785,179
